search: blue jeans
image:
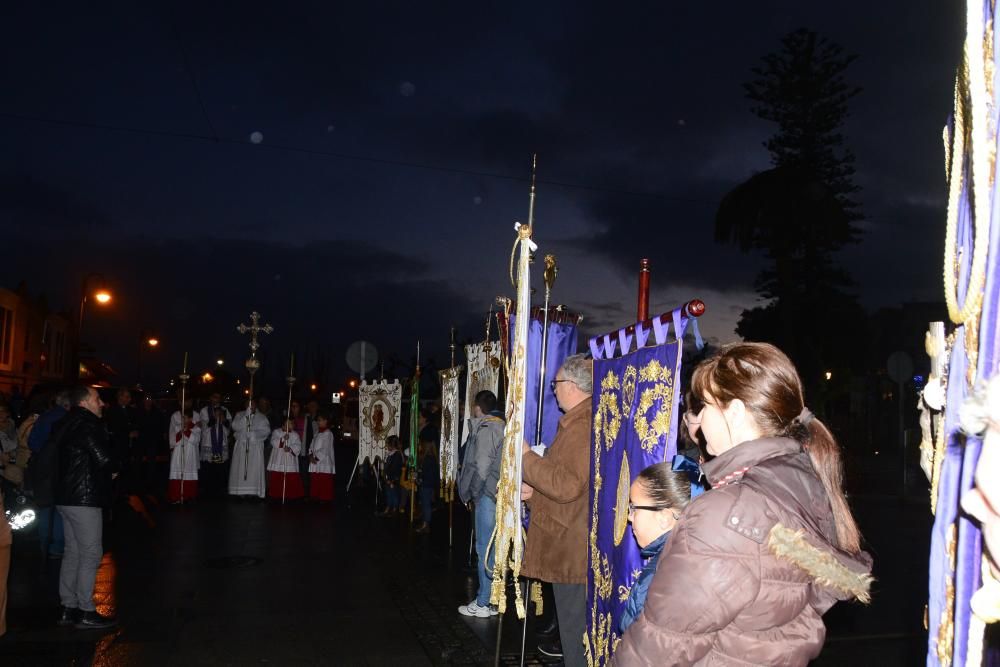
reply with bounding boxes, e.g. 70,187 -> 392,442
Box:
474,495 -> 497,606
37,507 -> 65,556
384,484 -> 400,510
419,487 -> 434,524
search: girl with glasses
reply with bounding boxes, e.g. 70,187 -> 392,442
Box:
620,463 -> 694,634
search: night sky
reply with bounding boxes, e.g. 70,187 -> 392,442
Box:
0,2 -> 963,391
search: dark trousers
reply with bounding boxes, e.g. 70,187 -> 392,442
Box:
298,456 -> 311,496
419,487 -> 434,524
553,582 -> 587,666
384,484 -> 401,510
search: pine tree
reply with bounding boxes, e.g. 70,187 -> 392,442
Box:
715,29 -> 865,396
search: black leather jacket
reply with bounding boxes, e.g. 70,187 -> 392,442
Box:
54,407 -> 117,507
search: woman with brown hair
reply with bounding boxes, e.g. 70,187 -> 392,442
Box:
613,342 -> 873,666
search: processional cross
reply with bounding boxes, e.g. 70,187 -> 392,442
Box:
236,311 -> 273,480
237,311 -> 273,377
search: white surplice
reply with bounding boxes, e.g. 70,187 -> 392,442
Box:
229,410 -> 271,497
168,423 -> 201,481
267,429 -> 301,473
307,430 -> 335,474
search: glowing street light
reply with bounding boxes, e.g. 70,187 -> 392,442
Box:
216,358 -> 224,366
348,379 -> 357,388
824,371 -> 833,381
310,383 -> 318,391
94,290 -> 112,304
147,337 -> 159,347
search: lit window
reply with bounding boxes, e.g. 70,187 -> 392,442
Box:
0,306 -> 15,369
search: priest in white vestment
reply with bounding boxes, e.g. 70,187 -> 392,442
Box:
229,400 -> 271,498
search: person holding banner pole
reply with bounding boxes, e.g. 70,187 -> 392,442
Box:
520,354 -> 593,664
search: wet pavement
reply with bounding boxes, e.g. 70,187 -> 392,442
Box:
0,478 -> 932,666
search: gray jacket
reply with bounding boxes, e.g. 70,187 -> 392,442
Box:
457,411 -> 505,503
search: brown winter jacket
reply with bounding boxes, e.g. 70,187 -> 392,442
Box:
613,437 -> 873,667
521,399 -> 592,584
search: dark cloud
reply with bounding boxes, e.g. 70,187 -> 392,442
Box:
0,0 -> 964,386
1,233 -> 479,389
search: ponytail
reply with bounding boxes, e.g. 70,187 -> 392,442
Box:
804,418 -> 862,554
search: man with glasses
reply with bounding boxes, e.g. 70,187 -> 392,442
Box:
520,354 -> 593,663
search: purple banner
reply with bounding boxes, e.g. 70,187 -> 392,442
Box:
585,340 -> 682,666
510,316 -> 579,448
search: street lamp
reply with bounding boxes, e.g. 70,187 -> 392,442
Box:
76,274 -> 113,379
137,329 -> 160,387
216,358 -> 224,366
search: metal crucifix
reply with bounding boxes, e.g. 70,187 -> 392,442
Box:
237,311 -> 273,480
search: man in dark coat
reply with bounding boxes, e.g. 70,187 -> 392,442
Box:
53,386 -> 119,630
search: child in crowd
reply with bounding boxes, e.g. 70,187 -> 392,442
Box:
267,419 -> 303,502
167,410 -> 201,504
307,412 -> 335,503
619,461 -> 700,633
378,436 -> 404,516
414,440 -> 439,534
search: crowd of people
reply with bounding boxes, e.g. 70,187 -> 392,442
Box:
1,340 -> 998,664
0,385 -> 343,636
455,345 -> 879,666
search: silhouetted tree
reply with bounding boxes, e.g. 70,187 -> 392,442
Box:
716,29 -> 865,400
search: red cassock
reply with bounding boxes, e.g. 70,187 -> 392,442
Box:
167,479 -> 198,503
310,473 -> 335,501
267,471 -> 304,500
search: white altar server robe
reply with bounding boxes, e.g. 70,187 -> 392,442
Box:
267,429 -> 301,473
169,424 -> 201,481
307,430 -> 336,474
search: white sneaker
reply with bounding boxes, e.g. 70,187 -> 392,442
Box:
458,601 -> 495,618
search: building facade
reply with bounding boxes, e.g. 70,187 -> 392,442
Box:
0,284 -> 76,400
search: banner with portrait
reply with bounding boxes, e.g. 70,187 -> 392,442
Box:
585,314 -> 687,666
357,379 -> 401,466
439,366 -> 462,501
462,341 -> 502,446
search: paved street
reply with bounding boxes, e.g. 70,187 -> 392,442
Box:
0,476 -> 931,666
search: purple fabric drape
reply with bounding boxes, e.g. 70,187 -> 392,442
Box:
585,339 -> 682,666
927,6 -> 1000,661
510,316 -> 579,449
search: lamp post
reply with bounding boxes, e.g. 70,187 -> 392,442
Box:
76,274 -> 113,379
137,330 -> 159,388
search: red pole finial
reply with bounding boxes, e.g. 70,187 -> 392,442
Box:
685,299 -> 706,317
637,259 -> 651,322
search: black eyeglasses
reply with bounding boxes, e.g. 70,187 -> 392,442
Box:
550,379 -> 572,391
627,502 -> 662,515
628,502 -> 681,520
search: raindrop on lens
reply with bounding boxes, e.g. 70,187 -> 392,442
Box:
399,81 -> 416,97
250,131 -> 264,144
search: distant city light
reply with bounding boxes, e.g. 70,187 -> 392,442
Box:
824,371 -> 832,381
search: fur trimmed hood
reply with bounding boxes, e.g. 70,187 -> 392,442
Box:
768,523 -> 874,603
